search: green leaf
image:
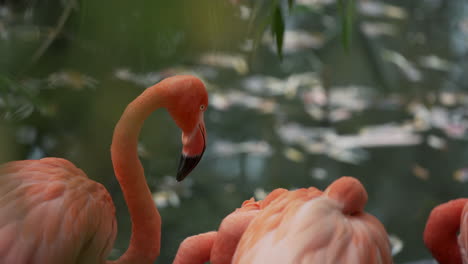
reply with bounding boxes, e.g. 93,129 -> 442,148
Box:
247,1 -> 275,65
288,0 -> 295,10
271,4 -> 285,60
338,0 -> 355,52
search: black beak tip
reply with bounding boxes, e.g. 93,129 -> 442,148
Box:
176,169 -> 188,182
176,154 -> 203,182
176,174 -> 186,182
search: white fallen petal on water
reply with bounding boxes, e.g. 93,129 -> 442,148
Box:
359,1 -> 407,19
114,68 -> 163,87
361,22 -> 398,38
419,55 -> 452,71
151,175 -> 193,201
284,147 -> 305,163
152,190 -> 180,208
114,68 -> 132,80
137,142 -> 151,158
277,123 -> 328,146
382,49 -> 422,82
277,122 -> 421,164
114,67 -> 211,87
296,0 -> 335,8
243,72 -> 319,98
167,192 -> 181,207
212,140 -> 273,157
407,103 -> 431,131
427,135 -> 446,150
310,167 -> 328,180
408,103 -> 468,138
338,124 -> 421,149
302,85 -> 374,121
454,168 -> 468,183
242,76 -> 286,96
305,142 -> 326,154
412,164 -> 429,181
329,108 -> 352,122
199,53 -> 248,74
263,30 -> 325,53
327,147 -> 368,164
329,86 -> 373,111
48,71 -> 98,90
301,85 -> 326,106
254,188 -> 268,200
389,234 -> 404,256
210,91 -> 277,113
439,92 -> 457,106
443,123 -> 467,139
279,123 -> 421,149
239,5 -> 251,20
305,106 -> 325,120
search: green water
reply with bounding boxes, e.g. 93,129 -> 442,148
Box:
2,0 -> 468,263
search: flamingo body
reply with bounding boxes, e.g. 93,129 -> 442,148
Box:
424,198 -> 468,264
173,188 -> 288,264
173,198 -> 261,264
233,177 -> 392,264
461,204 -> 468,263
0,158 -> 116,264
174,177 -> 392,264
0,75 -> 208,264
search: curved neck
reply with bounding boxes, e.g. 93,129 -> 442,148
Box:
424,198 -> 468,264
109,83 -> 168,264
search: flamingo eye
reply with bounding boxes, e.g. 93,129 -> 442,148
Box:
200,105 -> 206,111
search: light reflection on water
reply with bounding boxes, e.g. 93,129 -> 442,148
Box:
2,0 -> 468,263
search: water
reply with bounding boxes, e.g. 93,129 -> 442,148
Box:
2,0 -> 468,263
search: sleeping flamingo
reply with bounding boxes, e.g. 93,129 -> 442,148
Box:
173,188 -> 288,264
424,198 -> 468,264
173,177 -> 392,264
0,75 -> 208,264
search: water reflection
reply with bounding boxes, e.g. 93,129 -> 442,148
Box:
2,0 -> 468,263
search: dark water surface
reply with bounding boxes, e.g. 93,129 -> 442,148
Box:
2,0 -> 468,263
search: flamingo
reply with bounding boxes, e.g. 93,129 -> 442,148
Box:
173,177 -> 392,264
424,198 -> 468,264
173,188 -> 288,264
0,75 -> 208,264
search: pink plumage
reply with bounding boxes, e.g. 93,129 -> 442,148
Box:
0,158 -> 116,264
0,75 -> 209,264
173,177 -> 392,264
424,198 -> 468,264
233,177 -> 392,264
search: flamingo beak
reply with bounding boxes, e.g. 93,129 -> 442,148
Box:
176,121 -> 206,181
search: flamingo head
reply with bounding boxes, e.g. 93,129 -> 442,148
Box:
162,75 -> 208,181
424,198 -> 468,264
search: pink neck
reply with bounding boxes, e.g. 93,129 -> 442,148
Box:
109,83 -> 168,264
424,198 -> 468,264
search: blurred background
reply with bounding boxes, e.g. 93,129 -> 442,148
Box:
1,0 -> 467,262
